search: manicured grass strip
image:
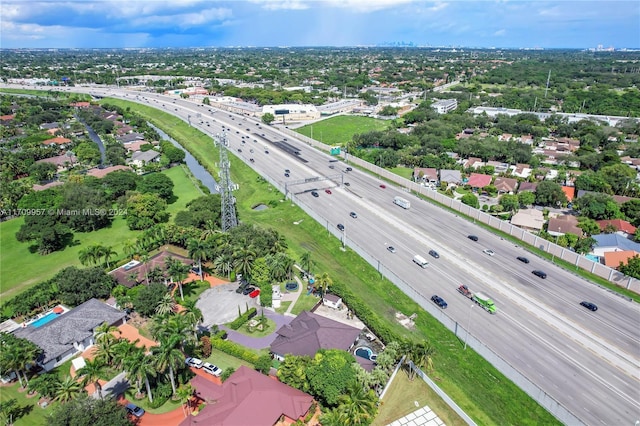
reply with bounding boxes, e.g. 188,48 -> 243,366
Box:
0,381 -> 57,426
295,115 -> 390,145
96,98 -> 560,425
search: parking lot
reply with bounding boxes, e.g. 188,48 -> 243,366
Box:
196,282 -> 260,327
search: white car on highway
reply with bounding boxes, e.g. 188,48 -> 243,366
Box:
483,249 -> 495,256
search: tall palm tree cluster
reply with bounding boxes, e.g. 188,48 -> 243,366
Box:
78,244 -> 118,268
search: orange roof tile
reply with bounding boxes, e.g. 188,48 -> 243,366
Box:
561,186 -> 575,201
603,250 -> 640,268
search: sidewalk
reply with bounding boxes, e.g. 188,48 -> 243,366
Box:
282,275 -> 305,315
219,309 -> 293,350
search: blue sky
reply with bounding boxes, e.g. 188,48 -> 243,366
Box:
1,1 -> 638,49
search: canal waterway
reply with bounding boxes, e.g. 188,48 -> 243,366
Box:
150,124 -> 219,193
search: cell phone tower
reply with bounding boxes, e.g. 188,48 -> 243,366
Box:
216,132 -> 238,231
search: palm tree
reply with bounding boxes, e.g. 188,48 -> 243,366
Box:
151,314 -> 194,351
90,244 -> 106,267
93,336 -> 119,367
122,240 -> 137,259
300,251 -> 312,275
400,340 -> 419,381
140,252 -> 151,285
412,342 -> 435,374
94,322 -> 119,344
102,245 -> 117,268
152,335 -> 184,396
155,293 -> 176,315
78,247 -> 97,266
77,358 -> 106,399
233,247 -> 256,279
111,339 -> 139,371
176,384 -> 194,417
188,238 -> 208,281
124,347 -> 156,402
181,300 -> 203,341
315,272 -> 333,298
213,254 -> 233,280
54,376 -> 84,403
319,408 -> 343,426
15,339 -> 40,387
336,381 -> 378,425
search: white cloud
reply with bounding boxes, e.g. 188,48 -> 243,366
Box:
493,28 -> 506,36
131,7 -> 232,28
324,0 -> 416,12
248,0 -> 310,10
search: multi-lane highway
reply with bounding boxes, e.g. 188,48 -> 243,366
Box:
6,85 -> 638,424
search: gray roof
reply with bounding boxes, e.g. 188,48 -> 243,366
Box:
270,311 -> 361,358
130,150 -> 160,162
14,298 -> 125,364
592,234 -> 640,252
439,169 -> 462,184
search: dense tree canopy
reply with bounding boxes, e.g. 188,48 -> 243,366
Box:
54,266 -> 116,306
49,395 -> 132,426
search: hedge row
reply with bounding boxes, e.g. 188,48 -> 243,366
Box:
228,307 -> 257,330
211,336 -> 260,364
330,280 -> 397,345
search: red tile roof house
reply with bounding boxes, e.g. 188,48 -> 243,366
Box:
42,137 -> 72,147
181,366 -> 314,426
493,177 -> 518,194
86,165 -> 132,179
561,186 -> 575,202
597,219 -> 637,238
270,311 -> 362,362
36,154 -> 77,171
463,157 -> 485,170
466,173 -> 493,191
110,250 -> 193,287
603,250 -> 640,268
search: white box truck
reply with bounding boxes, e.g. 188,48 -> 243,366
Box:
393,196 -> 411,209
413,255 -> 429,268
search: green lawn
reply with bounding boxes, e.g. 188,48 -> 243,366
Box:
0,215 -> 138,298
0,381 -> 57,426
373,370 -> 466,426
295,115 -> 389,145
206,348 -> 254,371
0,165 -> 202,299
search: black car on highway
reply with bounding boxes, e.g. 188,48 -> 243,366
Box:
516,256 -> 530,263
311,191 -> 319,197
429,250 -> 440,258
431,295 -> 448,309
337,224 -> 345,231
467,235 -> 479,241
532,270 -> 547,279
580,301 -> 598,311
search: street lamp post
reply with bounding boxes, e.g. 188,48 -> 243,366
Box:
464,304 -> 474,350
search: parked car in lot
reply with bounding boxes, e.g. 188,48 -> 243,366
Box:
236,280 -> 249,293
431,295 -> 448,309
242,286 -> 255,295
580,301 -> 598,311
532,270 -> 547,279
516,256 -> 530,263
483,249 -> 495,256
249,288 -> 261,298
125,403 -> 145,418
468,235 -> 479,241
337,224 -> 345,231
185,357 -> 204,369
203,362 -> 222,377
429,250 -> 440,258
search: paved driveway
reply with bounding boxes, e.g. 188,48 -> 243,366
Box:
197,282 -> 260,327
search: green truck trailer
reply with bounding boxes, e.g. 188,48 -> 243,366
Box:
457,285 -> 497,314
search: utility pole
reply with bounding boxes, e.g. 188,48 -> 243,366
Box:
544,70 -> 551,98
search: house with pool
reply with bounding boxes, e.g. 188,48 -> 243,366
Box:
269,310 -> 362,361
13,298 -> 126,372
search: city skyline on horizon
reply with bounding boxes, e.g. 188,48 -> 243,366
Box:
1,1 -> 638,50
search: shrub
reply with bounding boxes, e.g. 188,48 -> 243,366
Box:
148,381 -> 172,408
210,337 -> 259,364
200,336 -> 212,358
228,307 -> 257,330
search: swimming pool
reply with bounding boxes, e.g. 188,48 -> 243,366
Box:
30,312 -> 60,328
